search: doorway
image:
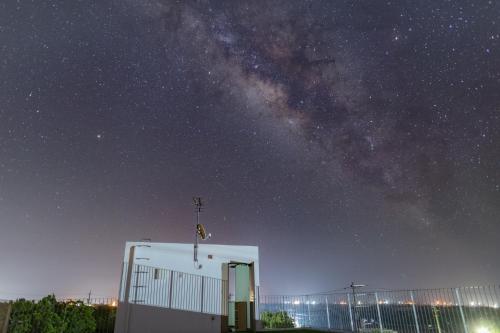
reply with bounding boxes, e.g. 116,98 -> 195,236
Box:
226,262 -> 255,332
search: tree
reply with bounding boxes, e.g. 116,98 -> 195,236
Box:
260,311 -> 295,329
93,305 -> 116,333
32,295 -> 65,333
62,301 -> 96,333
9,295 -> 97,333
8,299 -> 35,333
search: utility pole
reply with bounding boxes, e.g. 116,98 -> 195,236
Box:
348,282 -> 366,333
433,306 -> 442,333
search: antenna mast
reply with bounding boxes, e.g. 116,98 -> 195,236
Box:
193,197 -> 203,269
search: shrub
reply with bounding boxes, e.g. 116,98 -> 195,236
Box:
9,295 -> 97,333
93,305 -> 116,333
260,311 -> 295,329
32,295 -> 65,333
62,301 -> 96,333
9,299 -> 35,333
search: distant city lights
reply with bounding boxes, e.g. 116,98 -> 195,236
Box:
282,298 -> 496,308
475,326 -> 491,333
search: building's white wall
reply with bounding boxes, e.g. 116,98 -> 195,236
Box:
120,242 -> 260,317
123,242 -> 259,285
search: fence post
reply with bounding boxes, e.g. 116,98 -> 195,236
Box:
455,288 -> 469,333
325,296 -> 331,329
200,276 -> 205,313
375,292 -> 383,332
133,265 -> 140,304
307,295 -> 311,327
347,293 -> 354,332
256,285 -> 260,320
410,291 -> 420,333
168,270 -> 174,308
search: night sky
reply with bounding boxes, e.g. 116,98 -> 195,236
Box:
1,0 -> 499,299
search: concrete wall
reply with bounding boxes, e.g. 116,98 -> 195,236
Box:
114,302 -> 225,333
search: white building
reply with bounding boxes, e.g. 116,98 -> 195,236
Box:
115,242 -> 260,333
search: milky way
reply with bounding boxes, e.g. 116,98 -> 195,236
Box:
138,0 -> 500,227
0,1 -> 499,297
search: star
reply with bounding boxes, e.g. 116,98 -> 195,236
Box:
0,0 -> 499,298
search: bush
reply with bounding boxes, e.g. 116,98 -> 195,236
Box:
9,299 -> 35,333
62,301 -> 96,333
93,305 -> 116,333
9,295 -> 96,333
33,295 -> 65,333
261,311 -> 295,329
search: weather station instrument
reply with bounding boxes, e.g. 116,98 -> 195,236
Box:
193,197 -> 211,269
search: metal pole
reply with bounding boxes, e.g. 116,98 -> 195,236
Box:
168,270 -> 174,308
325,296 -> 331,329
455,288 -> 469,333
347,293 -> 354,332
410,291 -> 420,333
256,286 -> 260,320
375,292 -> 383,332
433,306 -> 442,333
194,210 -> 199,264
307,295 -> 311,327
351,287 -> 358,333
200,276 -> 205,313
133,264 -> 141,304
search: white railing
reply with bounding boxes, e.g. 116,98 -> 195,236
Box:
260,286 -> 500,332
119,263 -> 228,316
